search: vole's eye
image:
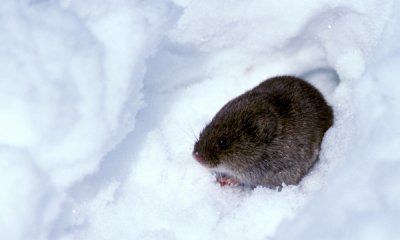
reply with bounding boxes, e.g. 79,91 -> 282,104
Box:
216,138 -> 228,150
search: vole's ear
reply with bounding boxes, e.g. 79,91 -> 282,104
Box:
255,111 -> 278,143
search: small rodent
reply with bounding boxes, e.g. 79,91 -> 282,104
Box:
193,76 -> 333,188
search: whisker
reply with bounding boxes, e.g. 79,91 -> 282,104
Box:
190,125 -> 199,142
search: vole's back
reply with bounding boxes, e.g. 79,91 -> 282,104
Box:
254,76 -> 333,132
251,76 -> 333,186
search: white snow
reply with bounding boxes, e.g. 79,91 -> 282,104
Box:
0,0 -> 399,239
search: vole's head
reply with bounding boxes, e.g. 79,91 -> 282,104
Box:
193,94 -> 279,177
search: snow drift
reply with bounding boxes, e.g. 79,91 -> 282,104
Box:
0,0 -> 399,239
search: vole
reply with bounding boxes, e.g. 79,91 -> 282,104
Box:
193,76 -> 333,188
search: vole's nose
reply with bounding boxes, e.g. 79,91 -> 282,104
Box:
193,151 -> 204,163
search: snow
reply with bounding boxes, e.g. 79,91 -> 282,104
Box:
0,0 -> 399,239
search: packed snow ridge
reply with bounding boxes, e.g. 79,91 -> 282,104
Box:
1,0 -> 400,239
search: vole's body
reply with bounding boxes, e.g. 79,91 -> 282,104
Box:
193,76 -> 333,188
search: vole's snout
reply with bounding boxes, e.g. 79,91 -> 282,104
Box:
193,151 -> 204,164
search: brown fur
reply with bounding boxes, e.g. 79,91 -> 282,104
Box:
193,76 -> 333,188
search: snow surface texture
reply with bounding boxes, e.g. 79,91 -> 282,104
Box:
1,0 -> 399,239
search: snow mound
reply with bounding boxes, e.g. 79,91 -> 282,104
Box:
0,0 -> 171,238
1,0 -> 400,239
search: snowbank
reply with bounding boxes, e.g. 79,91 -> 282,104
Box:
1,0 -> 399,239
0,0 -> 170,239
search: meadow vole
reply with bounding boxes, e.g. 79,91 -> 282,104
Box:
193,76 -> 333,188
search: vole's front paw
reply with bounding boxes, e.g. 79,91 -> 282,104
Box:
216,174 -> 240,187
